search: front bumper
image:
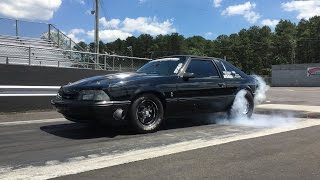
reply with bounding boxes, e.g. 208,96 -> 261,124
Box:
51,98 -> 131,123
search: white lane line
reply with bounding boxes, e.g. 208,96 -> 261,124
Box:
0,86 -> 60,89
0,118 -> 67,126
0,94 -> 57,97
1,118 -> 320,180
257,104 -> 320,113
270,88 -> 320,92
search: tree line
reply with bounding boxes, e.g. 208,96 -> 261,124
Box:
77,16 -> 320,75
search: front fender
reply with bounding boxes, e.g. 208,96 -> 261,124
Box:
131,86 -> 166,100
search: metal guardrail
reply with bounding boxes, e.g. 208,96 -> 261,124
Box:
0,86 -> 60,97
0,42 -> 151,71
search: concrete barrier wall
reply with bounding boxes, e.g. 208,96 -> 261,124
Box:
0,64 -> 118,86
0,96 -> 54,113
272,63 -> 320,87
0,64 -> 119,112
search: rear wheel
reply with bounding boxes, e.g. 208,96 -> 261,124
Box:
228,90 -> 254,119
129,94 -> 164,133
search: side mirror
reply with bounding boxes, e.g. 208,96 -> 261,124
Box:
182,72 -> 195,80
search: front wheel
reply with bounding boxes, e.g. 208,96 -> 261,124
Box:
129,94 -> 164,133
228,90 -> 254,119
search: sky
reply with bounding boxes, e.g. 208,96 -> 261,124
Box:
0,0 -> 319,43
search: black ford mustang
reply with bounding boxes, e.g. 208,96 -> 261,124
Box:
52,55 -> 258,133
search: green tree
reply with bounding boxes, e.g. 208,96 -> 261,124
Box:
273,20 -> 297,64
296,16 -> 320,63
76,41 -> 88,51
185,36 -> 211,56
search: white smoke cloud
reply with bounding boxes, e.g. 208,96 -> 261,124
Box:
229,89 -> 248,118
213,75 -> 295,128
252,75 -> 270,105
218,114 -> 295,128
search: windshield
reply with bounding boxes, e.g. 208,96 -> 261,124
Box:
137,58 -> 186,75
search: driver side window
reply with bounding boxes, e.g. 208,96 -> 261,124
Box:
186,59 -> 220,78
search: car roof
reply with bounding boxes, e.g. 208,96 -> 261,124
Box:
152,57 -> 181,62
158,55 -> 224,61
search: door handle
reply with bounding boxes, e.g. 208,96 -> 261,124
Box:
218,83 -> 226,87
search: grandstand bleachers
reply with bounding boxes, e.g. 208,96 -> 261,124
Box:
0,18 -> 151,71
0,35 -> 75,67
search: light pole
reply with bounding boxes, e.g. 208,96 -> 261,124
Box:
91,0 -> 99,69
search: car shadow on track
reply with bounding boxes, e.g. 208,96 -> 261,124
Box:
40,113 -> 224,140
40,122 -> 135,139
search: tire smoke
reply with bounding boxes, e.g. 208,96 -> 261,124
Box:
214,75 -> 295,128
252,75 -> 270,105
229,89 -> 248,118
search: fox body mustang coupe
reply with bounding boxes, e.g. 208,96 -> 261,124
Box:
52,55 -> 258,133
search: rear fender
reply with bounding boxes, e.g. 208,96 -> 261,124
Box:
236,85 -> 254,96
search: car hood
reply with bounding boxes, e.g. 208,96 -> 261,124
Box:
63,72 -> 161,90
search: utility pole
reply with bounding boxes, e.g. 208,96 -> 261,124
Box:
95,0 -> 99,69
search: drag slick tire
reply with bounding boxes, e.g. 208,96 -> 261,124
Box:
129,94 -> 164,133
228,90 -> 254,119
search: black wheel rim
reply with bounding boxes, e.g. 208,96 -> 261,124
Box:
136,100 -> 158,125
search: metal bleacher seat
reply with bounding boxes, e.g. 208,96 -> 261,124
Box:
0,35 -> 76,67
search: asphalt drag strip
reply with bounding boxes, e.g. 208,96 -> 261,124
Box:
0,113 -> 319,180
58,122 -> 320,180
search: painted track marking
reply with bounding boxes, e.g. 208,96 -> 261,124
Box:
0,118 -> 66,126
0,118 -> 319,180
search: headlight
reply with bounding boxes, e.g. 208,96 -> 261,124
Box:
78,90 -> 110,101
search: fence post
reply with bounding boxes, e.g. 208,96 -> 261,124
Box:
15,20 -> 18,36
48,24 -> 51,40
28,47 -> 31,65
96,54 -> 99,70
104,55 -> 106,70
88,55 -> 90,69
57,30 -> 60,48
112,56 -> 115,70
86,55 -> 88,68
58,61 -> 60,67
69,39 -> 72,58
131,58 -> 133,71
6,57 -> 8,64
